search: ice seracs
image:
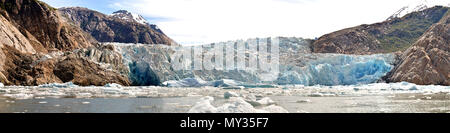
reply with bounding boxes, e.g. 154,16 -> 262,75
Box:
109,37 -> 395,86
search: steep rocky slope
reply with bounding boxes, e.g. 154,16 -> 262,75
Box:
59,7 -> 176,45
0,0 -> 130,86
313,6 -> 449,55
384,12 -> 449,85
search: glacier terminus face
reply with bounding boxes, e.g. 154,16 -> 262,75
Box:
106,37 -> 396,86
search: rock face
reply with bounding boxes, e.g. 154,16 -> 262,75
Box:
1,0 -> 95,52
58,7 -> 177,45
0,0 -> 130,86
313,6 -> 449,55
384,12 -> 450,86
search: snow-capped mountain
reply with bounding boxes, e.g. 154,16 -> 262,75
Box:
111,10 -> 149,25
387,0 -> 449,20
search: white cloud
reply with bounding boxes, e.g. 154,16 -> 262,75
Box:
51,0 -> 450,45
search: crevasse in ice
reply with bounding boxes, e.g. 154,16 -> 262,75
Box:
106,37 -> 396,86
277,54 -> 394,86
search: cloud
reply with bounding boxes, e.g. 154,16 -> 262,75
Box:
44,0 -> 449,45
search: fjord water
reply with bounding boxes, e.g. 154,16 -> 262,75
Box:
0,83 -> 448,113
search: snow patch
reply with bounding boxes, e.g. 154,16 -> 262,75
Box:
387,0 -> 449,20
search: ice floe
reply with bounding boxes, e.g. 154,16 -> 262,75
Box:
0,82 -> 448,100
38,82 -> 79,88
224,91 -> 240,99
188,96 -> 288,113
188,96 -> 217,113
104,83 -> 123,88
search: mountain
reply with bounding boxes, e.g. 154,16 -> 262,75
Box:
0,0 -> 130,86
312,6 -> 449,55
384,11 -> 449,86
386,0 -> 448,20
58,7 -> 177,45
111,10 -> 149,25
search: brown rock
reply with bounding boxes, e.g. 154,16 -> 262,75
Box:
59,7 -> 177,45
0,0 -> 131,86
384,12 -> 450,85
54,56 -> 130,86
1,0 -> 95,52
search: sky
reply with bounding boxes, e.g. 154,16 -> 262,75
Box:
42,0 -> 449,45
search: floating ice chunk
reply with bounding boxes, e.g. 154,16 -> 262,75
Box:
409,85 -> 418,91
222,86 -> 245,90
224,91 -> 240,99
296,99 -> 311,103
188,96 -> 217,113
188,97 -> 281,113
187,92 -> 202,97
163,78 -> 209,87
39,101 -> 48,104
82,102 -> 90,104
260,105 -> 289,113
104,83 -> 123,88
76,93 -> 93,98
39,82 -> 78,88
212,79 -> 242,87
255,97 -> 276,106
0,83 -> 4,87
309,93 -> 324,97
3,94 -> 34,100
243,94 -> 257,102
248,97 -> 277,106
35,97 -> 46,99
216,97 -> 262,113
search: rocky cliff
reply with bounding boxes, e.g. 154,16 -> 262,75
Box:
59,7 -> 177,45
313,6 -> 449,55
0,0 -> 130,86
384,12 -> 449,86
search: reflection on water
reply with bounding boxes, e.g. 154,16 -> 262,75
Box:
0,97 -> 202,113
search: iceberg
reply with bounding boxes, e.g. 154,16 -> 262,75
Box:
3,94 -> 34,100
0,82 -> 4,87
104,83 -> 123,88
38,82 -> 79,88
188,96 -> 217,113
188,96 -> 289,113
224,91 -> 240,99
163,78 -> 209,87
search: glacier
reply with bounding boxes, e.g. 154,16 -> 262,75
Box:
277,54 -> 395,86
106,37 -> 396,86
